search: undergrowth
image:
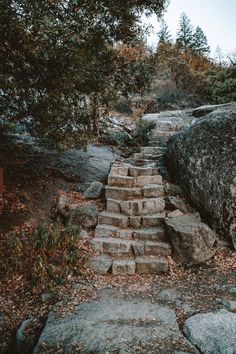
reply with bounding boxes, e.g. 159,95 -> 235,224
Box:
0,220 -> 81,285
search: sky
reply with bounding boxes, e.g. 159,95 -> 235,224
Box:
144,0 -> 236,56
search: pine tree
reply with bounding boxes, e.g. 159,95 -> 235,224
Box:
193,26 -> 210,56
215,46 -> 224,66
157,20 -> 172,44
176,12 -> 194,53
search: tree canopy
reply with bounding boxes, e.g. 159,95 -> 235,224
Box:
0,0 -> 168,148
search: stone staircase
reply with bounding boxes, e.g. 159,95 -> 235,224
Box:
89,109 -> 194,275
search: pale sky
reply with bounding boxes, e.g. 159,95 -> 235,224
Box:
144,0 -> 236,56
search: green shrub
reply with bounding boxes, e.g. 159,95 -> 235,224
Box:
114,100 -> 133,115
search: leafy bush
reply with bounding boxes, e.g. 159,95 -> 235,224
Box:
3,220 -> 81,284
114,101 -> 133,115
205,65 -> 236,104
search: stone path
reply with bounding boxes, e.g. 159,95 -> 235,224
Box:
89,110 -> 194,275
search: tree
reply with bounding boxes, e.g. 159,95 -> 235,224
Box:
157,20 -> 172,44
192,26 -> 210,56
214,46 -> 224,66
176,12 -> 194,54
0,0 -> 168,148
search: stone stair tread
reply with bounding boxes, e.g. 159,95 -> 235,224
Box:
95,225 -> 166,240
135,256 -> 169,274
129,166 -> 160,177
99,210 -> 127,218
108,174 -> 134,187
91,237 -> 169,258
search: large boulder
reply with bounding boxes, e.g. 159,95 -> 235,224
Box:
192,102 -> 232,118
165,104 -> 236,248
34,298 -> 194,353
166,214 -> 218,264
183,310 -> 236,354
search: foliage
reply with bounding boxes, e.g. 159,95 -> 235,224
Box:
206,64 -> 236,103
0,0 -> 168,148
2,220 -> 81,284
176,12 -> 194,55
192,26 -> 210,56
114,100 -> 133,115
157,20 -> 172,44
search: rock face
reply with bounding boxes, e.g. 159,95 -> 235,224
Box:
34,298 -> 192,354
183,310 -> 236,354
165,104 -> 236,247
166,215 -> 218,264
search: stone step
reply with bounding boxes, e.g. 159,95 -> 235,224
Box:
129,166 -> 160,177
112,259 -> 136,275
134,153 -> 163,161
142,184 -> 165,198
150,130 -> 175,139
106,198 -> 121,213
145,241 -> 170,257
133,159 -> 157,166
136,256 -> 169,274
120,197 -> 165,216
149,140 -> 168,148
135,175 -> 163,187
110,164 -> 130,176
91,238 -> 132,256
133,226 -> 165,241
105,186 -> 142,200
91,237 -> 169,258
108,197 -> 165,216
98,226 -> 166,241
142,213 -> 166,227
140,146 -> 167,155
98,211 -> 129,228
108,175 -> 134,187
95,224 -> 119,238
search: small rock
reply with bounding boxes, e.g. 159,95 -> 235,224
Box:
41,292 -> 58,304
79,230 -> 89,239
69,203 -> 98,229
165,196 -> 192,213
88,255 -> 112,274
165,183 -> 184,197
158,289 -> 182,303
222,299 -> 236,312
227,286 -> 236,294
84,181 -> 104,199
17,317 -> 42,354
167,209 -> 185,218
57,195 -> 69,217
